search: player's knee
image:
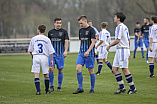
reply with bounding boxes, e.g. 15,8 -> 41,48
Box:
76,67 -> 81,72
49,67 -> 54,73
58,69 -> 63,73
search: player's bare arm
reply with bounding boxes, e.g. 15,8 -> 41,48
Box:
106,39 -> 120,51
50,54 -> 53,66
95,40 -> 103,49
63,39 -> 69,58
84,38 -> 95,57
30,52 -> 33,59
95,34 -> 99,43
135,32 -> 139,43
149,38 -> 153,52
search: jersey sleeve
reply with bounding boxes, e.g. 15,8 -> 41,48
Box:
28,38 -> 34,52
100,31 -> 105,41
64,30 -> 69,40
48,38 -> 55,55
90,28 -> 96,39
48,31 -> 51,40
116,25 -> 122,40
94,27 -> 99,35
149,26 -> 153,38
134,28 -> 136,33
141,26 -> 144,33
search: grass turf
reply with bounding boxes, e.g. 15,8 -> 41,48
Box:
0,52 -> 157,104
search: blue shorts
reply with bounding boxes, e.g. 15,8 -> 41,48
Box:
76,55 -> 95,68
135,38 -> 143,48
49,56 -> 65,69
143,36 -> 149,48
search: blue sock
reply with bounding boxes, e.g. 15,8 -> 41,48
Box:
149,63 -> 154,75
146,50 -> 148,61
95,55 -> 99,64
105,61 -> 112,70
90,73 -> 95,91
45,77 -> 49,92
49,72 -> 54,87
77,72 -> 83,89
133,49 -> 136,57
125,74 -> 135,90
141,48 -> 144,56
115,74 -> 124,89
58,72 -> 63,88
34,78 -> 41,92
98,62 -> 103,73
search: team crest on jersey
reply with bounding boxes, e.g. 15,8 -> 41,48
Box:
50,34 -> 53,36
85,31 -> 89,35
59,32 -> 63,36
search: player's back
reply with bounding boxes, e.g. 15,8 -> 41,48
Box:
115,23 -> 129,48
150,24 -> 157,42
29,35 -> 53,56
99,29 -> 111,46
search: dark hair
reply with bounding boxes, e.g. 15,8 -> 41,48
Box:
78,15 -> 87,21
101,22 -> 108,28
88,20 -> 92,23
38,25 -> 46,33
136,22 -> 140,24
151,16 -> 157,23
115,12 -> 126,22
144,17 -> 150,21
54,17 -> 62,23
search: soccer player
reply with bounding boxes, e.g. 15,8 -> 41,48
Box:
95,22 -> 112,75
28,25 -> 55,95
88,20 -> 99,64
73,15 -> 96,94
148,16 -> 157,78
48,17 -> 69,92
106,12 -> 137,94
133,22 -> 144,58
141,17 -> 152,63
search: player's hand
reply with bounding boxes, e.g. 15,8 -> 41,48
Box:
137,40 -> 139,44
84,51 -> 89,57
149,47 -> 152,52
63,51 -> 67,58
140,36 -> 143,38
106,46 -> 110,52
50,60 -> 53,66
95,46 -> 98,49
31,55 -> 33,59
128,55 -> 131,60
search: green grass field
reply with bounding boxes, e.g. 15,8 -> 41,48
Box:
0,52 -> 157,104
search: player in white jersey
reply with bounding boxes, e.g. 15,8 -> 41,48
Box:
88,20 -> 100,64
107,12 -> 137,94
95,22 -> 112,75
148,16 -> 157,78
28,25 -> 55,95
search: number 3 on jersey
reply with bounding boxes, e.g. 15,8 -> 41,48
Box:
38,43 -> 43,53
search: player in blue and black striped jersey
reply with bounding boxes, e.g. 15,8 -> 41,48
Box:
73,16 -> 96,94
48,17 -> 69,92
141,17 -> 152,63
133,22 -> 144,58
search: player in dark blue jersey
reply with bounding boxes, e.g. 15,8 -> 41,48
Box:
141,17 -> 152,63
48,17 -> 69,92
73,16 -> 96,94
133,22 -> 144,58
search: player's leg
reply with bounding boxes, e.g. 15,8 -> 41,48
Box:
96,59 -> 103,75
73,55 -> 84,94
122,68 -> 137,94
139,38 -> 144,58
144,38 -> 149,63
48,56 -> 55,92
34,73 -> 41,95
104,59 -> 112,72
44,74 -> 50,94
86,57 -> 95,93
56,57 -> 65,91
95,52 -> 99,64
133,39 -> 138,58
148,57 -> 154,77
88,68 -> 95,93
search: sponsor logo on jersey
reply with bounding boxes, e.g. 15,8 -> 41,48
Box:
85,31 -> 89,35
59,32 -> 63,36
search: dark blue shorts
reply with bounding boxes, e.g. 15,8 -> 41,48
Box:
76,55 -> 95,68
49,56 -> 65,69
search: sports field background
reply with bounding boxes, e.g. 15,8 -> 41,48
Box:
0,52 -> 157,104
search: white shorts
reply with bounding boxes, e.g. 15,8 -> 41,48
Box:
98,46 -> 108,59
148,43 -> 157,58
31,55 -> 49,74
113,48 -> 130,68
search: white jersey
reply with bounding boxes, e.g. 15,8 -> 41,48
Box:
28,34 -> 55,57
115,23 -> 130,48
149,24 -> 157,42
99,29 -> 111,46
92,26 -> 99,36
